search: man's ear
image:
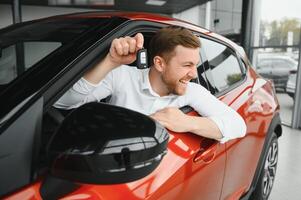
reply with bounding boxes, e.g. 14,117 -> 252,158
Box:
153,56 -> 165,72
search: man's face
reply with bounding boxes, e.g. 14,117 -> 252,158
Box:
161,45 -> 200,95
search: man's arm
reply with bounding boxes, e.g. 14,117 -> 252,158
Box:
150,84 -> 247,143
84,33 -> 144,84
150,107 -> 223,140
55,33 -> 144,109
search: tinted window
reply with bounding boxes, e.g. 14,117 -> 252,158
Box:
0,42 -> 61,84
199,37 -> 243,93
0,18 -> 111,87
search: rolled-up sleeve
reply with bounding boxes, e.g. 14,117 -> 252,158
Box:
187,83 -> 246,143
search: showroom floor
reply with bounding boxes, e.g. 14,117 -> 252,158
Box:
269,125 -> 301,200
268,93 -> 301,200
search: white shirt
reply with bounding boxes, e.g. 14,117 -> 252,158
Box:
55,65 -> 246,143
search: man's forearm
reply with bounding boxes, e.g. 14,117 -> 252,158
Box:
84,54 -> 119,84
186,116 -> 223,140
150,107 -> 223,141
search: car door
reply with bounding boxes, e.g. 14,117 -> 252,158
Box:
151,132 -> 226,200
0,96 -> 43,197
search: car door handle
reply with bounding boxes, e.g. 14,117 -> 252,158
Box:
193,144 -> 218,164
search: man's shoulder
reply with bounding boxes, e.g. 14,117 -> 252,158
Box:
187,82 -> 207,91
186,82 -> 210,97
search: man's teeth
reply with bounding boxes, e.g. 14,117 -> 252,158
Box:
180,80 -> 188,84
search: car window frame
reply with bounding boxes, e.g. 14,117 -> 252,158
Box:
196,34 -> 247,97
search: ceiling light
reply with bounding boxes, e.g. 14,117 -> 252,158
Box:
146,0 -> 166,6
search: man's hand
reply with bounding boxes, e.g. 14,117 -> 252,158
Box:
150,107 -> 191,132
108,33 -> 144,67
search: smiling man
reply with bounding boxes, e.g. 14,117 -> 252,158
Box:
55,26 -> 246,143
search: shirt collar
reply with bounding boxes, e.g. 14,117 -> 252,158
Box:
141,68 -> 177,98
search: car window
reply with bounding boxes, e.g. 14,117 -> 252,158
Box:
0,42 -> 61,84
199,37 -> 243,94
0,18 -> 112,87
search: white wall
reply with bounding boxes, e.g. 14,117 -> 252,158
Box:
173,5 -> 203,26
172,0 -> 242,35
211,0 -> 242,34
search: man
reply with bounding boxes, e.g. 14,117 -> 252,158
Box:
55,26 -> 246,143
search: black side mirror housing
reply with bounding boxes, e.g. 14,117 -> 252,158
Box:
47,102 -> 169,184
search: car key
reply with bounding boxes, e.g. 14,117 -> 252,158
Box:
137,48 -> 148,69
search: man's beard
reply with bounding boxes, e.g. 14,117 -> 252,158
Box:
161,75 -> 186,95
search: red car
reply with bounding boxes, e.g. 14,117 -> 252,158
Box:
0,12 -> 282,200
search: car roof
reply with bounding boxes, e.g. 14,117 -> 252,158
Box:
46,11 -> 244,55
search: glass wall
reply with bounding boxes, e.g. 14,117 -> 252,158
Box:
250,0 -> 301,126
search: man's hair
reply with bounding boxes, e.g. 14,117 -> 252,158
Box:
148,26 -> 201,66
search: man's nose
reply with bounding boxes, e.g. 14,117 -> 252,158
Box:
188,66 -> 198,79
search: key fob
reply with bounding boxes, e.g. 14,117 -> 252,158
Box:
137,48 -> 148,69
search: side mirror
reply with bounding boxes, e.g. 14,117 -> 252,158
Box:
47,102 -> 169,184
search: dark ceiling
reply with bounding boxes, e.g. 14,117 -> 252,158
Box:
1,0 -> 210,15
